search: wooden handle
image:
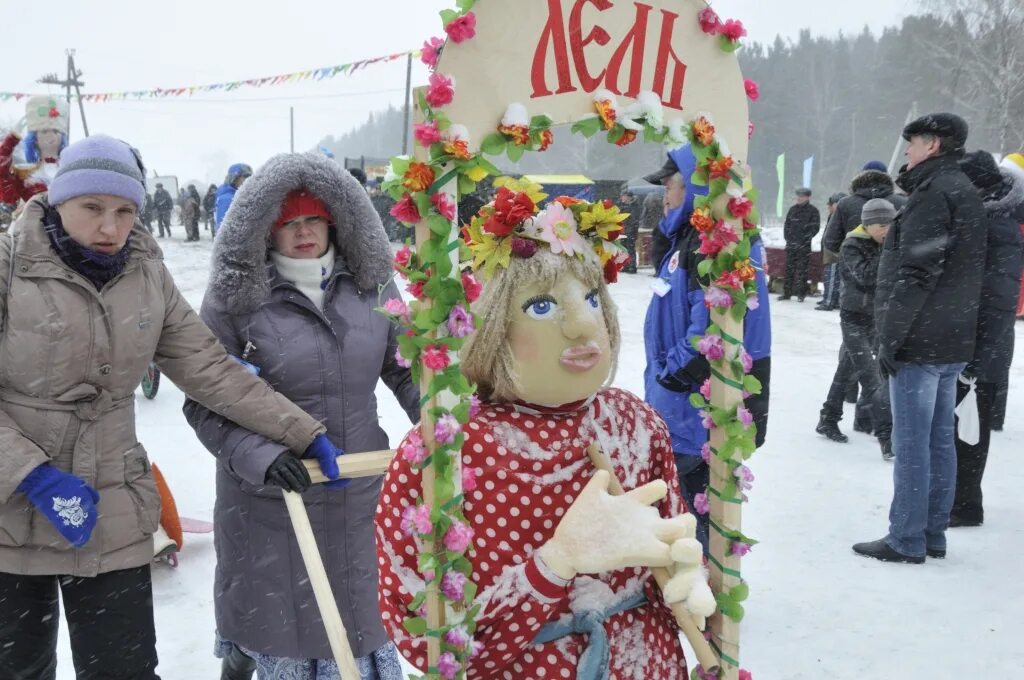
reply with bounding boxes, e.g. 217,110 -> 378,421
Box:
302,449 -> 395,484
586,444 -> 720,674
282,490 -> 361,679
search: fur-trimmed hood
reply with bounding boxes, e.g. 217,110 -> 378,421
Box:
849,169 -> 896,197
206,152 -> 392,313
983,170 -> 1024,217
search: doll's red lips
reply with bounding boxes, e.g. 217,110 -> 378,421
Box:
559,344 -> 602,372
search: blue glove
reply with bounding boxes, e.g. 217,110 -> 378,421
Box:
17,464 -> 100,548
303,434 -> 350,490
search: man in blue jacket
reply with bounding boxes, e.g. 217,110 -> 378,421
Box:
214,162 -> 252,235
643,146 -> 772,552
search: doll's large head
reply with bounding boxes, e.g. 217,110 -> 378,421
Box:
460,187 -> 626,406
24,96 -> 69,162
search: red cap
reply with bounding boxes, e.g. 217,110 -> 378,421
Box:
274,190 -> 332,229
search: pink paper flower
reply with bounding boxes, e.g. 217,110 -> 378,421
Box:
437,651 -> 460,680
401,504 -> 432,537
421,37 -> 444,70
390,194 -> 421,224
394,346 -> 412,369
728,196 -> 754,220
443,624 -> 471,647
734,464 -> 755,491
739,670 -> 753,680
445,12 -> 477,43
721,19 -> 747,42
705,286 -> 734,309
382,297 -> 412,325
739,347 -> 753,373
462,465 -> 478,491
393,244 -> 412,270
737,406 -> 754,429
748,121 -> 755,139
697,334 -> 726,361
534,203 -> 586,256
744,79 -> 760,102
440,571 -> 468,601
468,394 -> 482,418
697,7 -> 721,34
461,271 -> 482,303
746,294 -> 760,311
700,378 -> 712,400
701,441 -> 712,463
443,520 -> 474,553
693,492 -> 710,515
414,120 -> 443,147
701,410 -> 715,430
434,413 -> 462,445
431,192 -> 457,221
425,73 -> 455,108
731,541 -> 752,557
400,429 -> 428,465
715,270 -> 744,291
470,640 -> 484,658
446,304 -> 475,338
422,344 -> 450,371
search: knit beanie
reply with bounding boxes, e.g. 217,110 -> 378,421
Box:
861,198 -> 896,226
273,190 -> 332,229
959,150 -> 1002,190
862,160 -> 888,173
48,135 -> 147,211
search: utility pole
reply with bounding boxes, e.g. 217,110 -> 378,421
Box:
401,52 -> 412,155
290,107 -> 295,152
37,50 -> 89,140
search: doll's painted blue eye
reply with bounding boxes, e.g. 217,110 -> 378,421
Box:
586,290 -> 600,309
523,295 -> 558,320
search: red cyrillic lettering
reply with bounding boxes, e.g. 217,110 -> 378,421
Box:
569,0 -> 613,92
531,0 -> 578,98
604,2 -> 652,98
652,9 -> 687,110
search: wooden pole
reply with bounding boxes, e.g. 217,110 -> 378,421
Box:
585,444 -> 719,674
302,449 -> 395,484
68,52 -> 89,137
282,490 -> 361,679
401,53 -> 413,156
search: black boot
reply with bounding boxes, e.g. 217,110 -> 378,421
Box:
852,538 -> 924,564
880,439 -> 894,461
816,417 -> 848,443
221,644 -> 256,680
853,420 -> 874,435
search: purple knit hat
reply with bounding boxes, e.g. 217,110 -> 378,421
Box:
47,135 -> 147,211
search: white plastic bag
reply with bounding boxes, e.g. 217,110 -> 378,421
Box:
955,375 -> 980,446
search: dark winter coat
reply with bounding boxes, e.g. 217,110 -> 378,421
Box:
202,187 -> 216,215
875,154 -> 987,364
152,187 -> 173,214
183,152 -> 419,661
838,226 -> 882,323
967,171 -> 1024,382
822,170 -> 908,255
783,202 -> 820,248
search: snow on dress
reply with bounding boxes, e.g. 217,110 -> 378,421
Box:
375,387 -> 691,679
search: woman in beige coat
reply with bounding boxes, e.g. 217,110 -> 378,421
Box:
0,135 -> 339,680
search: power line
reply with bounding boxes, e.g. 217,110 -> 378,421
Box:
75,87 -> 406,105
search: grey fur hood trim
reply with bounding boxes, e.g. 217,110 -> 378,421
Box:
849,169 -> 895,195
984,170 -> 1024,216
207,152 -> 392,313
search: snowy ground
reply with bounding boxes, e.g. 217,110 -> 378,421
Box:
54,228 -> 1024,679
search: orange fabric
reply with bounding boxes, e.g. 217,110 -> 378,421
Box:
152,463 -> 183,550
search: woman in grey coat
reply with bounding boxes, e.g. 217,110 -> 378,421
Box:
184,153 -> 419,680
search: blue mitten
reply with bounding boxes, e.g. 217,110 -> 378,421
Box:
17,464 -> 100,548
303,434 -> 350,490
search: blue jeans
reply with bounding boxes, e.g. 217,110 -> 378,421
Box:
886,362 -> 965,557
675,454 -> 709,554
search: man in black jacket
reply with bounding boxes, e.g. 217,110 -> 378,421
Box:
854,112 -> 986,564
152,183 -> 174,237
950,151 -> 1024,527
821,162 -> 908,256
779,187 -> 820,301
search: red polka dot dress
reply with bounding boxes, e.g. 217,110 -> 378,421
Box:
375,387 -> 691,679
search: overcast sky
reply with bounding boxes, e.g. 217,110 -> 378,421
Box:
2,0 -> 915,185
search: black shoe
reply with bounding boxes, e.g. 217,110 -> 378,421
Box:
927,547 -> 946,559
852,538 -> 924,564
853,421 -> 874,435
221,644 -> 256,680
880,439 -> 894,461
991,424 -> 1003,432
797,296 -> 806,302
816,417 -> 849,443
777,294 -> 791,301
948,514 -> 983,528
815,304 -> 834,311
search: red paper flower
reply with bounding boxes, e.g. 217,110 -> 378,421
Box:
714,270 -> 744,290
744,79 -> 760,101
603,255 -> 630,284
483,187 -> 534,237
422,344 -> 451,371
721,19 -> 747,42
498,123 -> 530,146
728,196 -> 754,220
425,72 -> 455,108
393,244 -> 412,270
431,192 -> 457,221
390,194 -> 422,224
614,129 -> 638,147
698,6 -> 721,34
406,280 -> 426,300
421,37 -> 444,70
48,107 -> 60,119
414,120 -> 443,147
445,12 -> 477,44
538,128 -> 554,151
461,271 -> 482,303
707,156 -> 735,180
403,162 -> 436,192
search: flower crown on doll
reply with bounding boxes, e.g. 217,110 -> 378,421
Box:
463,178 -> 631,283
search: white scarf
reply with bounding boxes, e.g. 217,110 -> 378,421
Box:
270,245 -> 336,311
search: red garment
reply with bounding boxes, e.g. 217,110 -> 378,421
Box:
0,132 -> 50,205
376,387 -> 690,679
